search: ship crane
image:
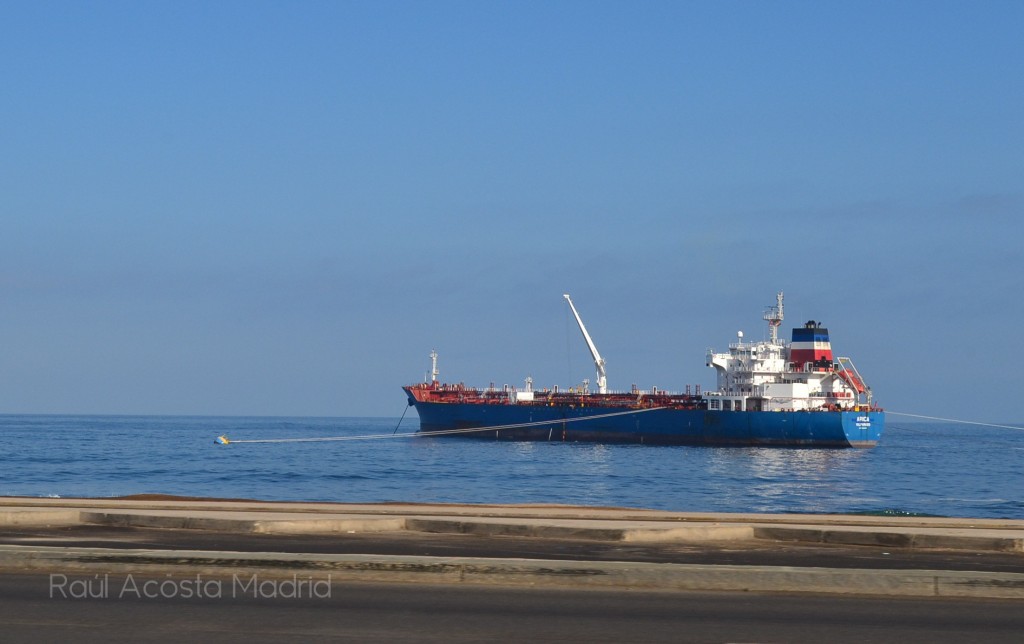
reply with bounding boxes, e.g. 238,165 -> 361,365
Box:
563,294 -> 607,394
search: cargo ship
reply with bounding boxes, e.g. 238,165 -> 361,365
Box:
403,293 -> 883,447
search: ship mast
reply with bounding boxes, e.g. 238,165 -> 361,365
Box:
429,349 -> 439,384
763,291 -> 784,344
563,294 -> 607,394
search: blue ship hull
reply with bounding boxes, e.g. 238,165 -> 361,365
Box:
405,396 -> 884,448
406,293 -> 883,448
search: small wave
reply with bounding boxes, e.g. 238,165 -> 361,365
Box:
846,508 -> 946,518
937,497 -> 1013,505
320,473 -> 379,482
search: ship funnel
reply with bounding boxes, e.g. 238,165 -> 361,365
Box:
790,321 -> 833,372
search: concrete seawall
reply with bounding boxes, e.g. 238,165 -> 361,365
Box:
2,497 -> 1022,598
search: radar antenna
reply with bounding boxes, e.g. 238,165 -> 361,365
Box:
763,291 -> 784,344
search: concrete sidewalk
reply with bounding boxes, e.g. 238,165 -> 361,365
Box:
1,497 -> 1022,599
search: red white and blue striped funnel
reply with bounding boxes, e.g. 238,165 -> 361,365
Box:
791,321 -> 833,371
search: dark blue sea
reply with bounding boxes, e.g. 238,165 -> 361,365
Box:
1,415 -> 1021,519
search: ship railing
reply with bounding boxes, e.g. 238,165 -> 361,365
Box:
425,383 -> 708,401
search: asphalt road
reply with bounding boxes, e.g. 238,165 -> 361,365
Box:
0,573 -> 1021,643
2,524 -> 1023,574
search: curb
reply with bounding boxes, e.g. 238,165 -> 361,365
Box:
80,512 -> 406,534
6,507 -> 1024,553
405,518 -> 754,542
2,545 -> 1023,599
81,513 -> 754,542
0,510 -> 81,527
754,527 -> 1024,553
76,512 -> 1024,552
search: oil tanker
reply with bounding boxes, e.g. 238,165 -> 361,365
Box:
403,293 -> 883,447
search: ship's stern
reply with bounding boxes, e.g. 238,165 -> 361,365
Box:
840,410 -> 884,448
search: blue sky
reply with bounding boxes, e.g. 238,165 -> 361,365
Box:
1,1 -> 1021,422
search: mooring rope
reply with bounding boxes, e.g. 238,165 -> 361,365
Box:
888,411 -> 1023,431
217,406 -> 667,445
392,403 -> 410,435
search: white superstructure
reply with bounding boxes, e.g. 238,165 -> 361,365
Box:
705,292 -> 871,413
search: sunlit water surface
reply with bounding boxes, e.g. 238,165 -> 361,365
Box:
2,415 -> 1021,518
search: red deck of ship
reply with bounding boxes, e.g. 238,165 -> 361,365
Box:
406,382 -> 706,410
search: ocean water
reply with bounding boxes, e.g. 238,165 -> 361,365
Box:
1,415 -> 1021,519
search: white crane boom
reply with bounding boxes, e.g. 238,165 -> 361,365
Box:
563,294 -> 607,394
